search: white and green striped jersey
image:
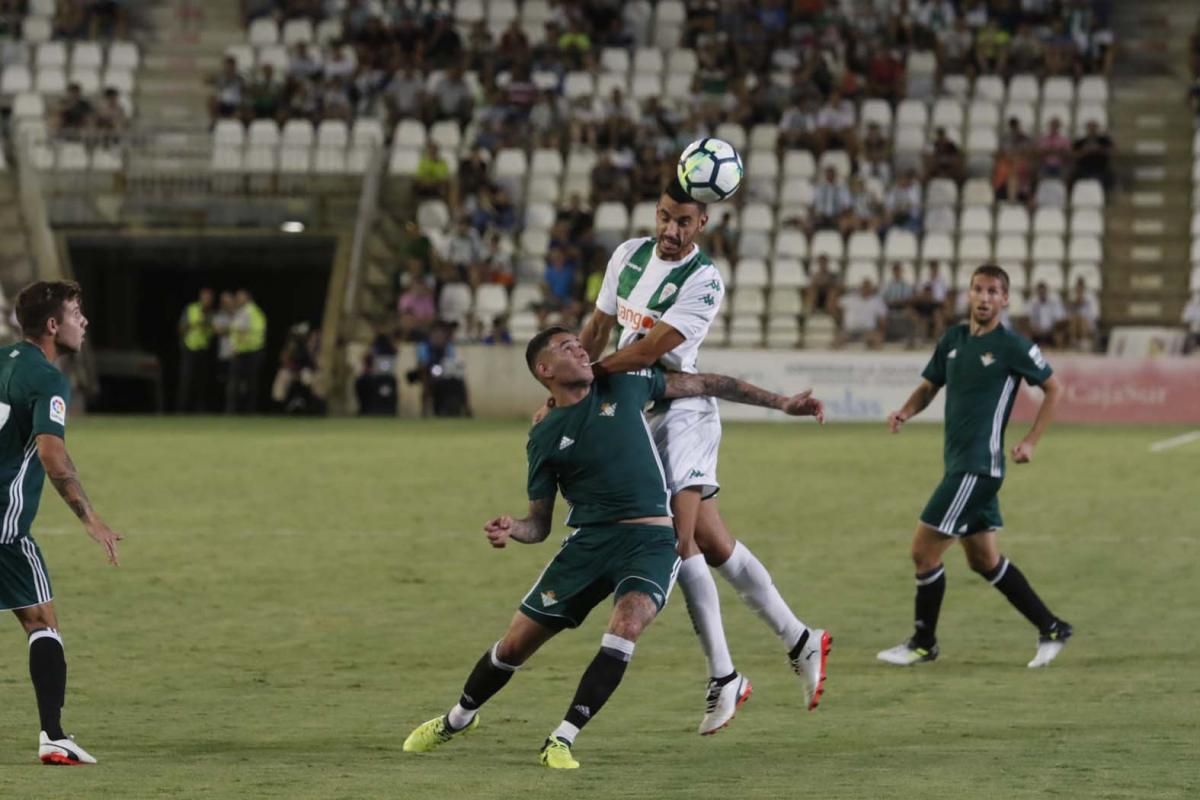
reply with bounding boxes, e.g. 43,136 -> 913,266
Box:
595,238 -> 724,408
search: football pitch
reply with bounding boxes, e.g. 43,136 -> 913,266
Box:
0,417 -> 1196,799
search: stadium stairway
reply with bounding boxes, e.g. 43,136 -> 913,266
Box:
0,171 -> 35,296
1102,0 -> 1194,325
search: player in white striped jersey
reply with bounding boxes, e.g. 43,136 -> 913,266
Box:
577,181 -> 832,734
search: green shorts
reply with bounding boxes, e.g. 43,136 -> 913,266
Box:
0,537 -> 54,611
920,472 -> 1004,537
520,524 -> 680,630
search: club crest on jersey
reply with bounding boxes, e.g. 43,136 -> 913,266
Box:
980,352 -> 995,367
49,396 -> 66,426
540,590 -> 557,606
656,283 -> 678,304
599,402 -> 617,417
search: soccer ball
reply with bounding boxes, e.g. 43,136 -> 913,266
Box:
676,138 -> 744,204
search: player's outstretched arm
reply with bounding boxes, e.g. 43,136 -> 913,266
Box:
484,496 -> 555,548
578,308 -> 618,363
1012,374 -> 1061,463
590,319 -> 685,379
662,372 -> 825,421
36,435 -> 122,566
888,379 -> 941,433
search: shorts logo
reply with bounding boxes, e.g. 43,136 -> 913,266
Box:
49,396 -> 66,426
599,402 -> 617,417
558,436 -> 574,450
652,592 -> 664,606
540,590 -> 557,606
948,348 -> 958,359
980,352 -> 995,367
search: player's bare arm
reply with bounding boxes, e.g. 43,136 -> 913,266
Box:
888,379 -> 941,432
1012,374 -> 1061,463
36,434 -> 122,566
578,308 -> 617,362
484,496 -> 555,548
663,372 -> 825,420
590,320 -> 686,379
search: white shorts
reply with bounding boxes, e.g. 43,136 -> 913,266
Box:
646,397 -> 721,498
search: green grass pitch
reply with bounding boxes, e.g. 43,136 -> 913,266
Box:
0,418 -> 1196,799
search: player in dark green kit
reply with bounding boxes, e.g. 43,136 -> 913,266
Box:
877,265 -> 1073,669
403,326 -> 823,768
1,281 -> 123,765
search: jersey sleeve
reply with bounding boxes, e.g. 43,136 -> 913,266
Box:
32,369 -> 71,439
659,264 -> 724,344
606,366 -> 667,404
594,238 -> 643,315
1007,333 -> 1054,386
526,435 -> 558,501
920,333 -> 951,387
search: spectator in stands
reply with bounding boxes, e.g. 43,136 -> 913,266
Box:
778,95 -> 821,152
937,17 -> 974,74
410,320 -> 471,417
974,19 -> 1010,74
247,64 -> 283,122
430,66 -> 474,128
1065,278 -> 1099,351
287,43 -> 323,83
843,175 -> 880,235
1004,117 -> 1032,152
866,44 -> 905,105
590,151 -> 628,204
272,323 -> 324,415
541,246 -> 579,323
707,212 -> 738,260
1027,281 -> 1066,348
861,121 -> 894,184
444,218 -> 483,286
1071,120 -> 1115,190
881,261 -> 917,345
481,314 -> 513,345
414,143 -> 451,201
1037,116 -> 1072,178
558,18 -> 592,70
385,66 -> 425,124
992,146 -> 1034,204
425,14 -> 464,69
209,57 -> 244,123
529,89 -> 567,140
54,83 -> 94,139
882,170 -> 923,235
834,279 -> 887,349
469,184 -> 517,234
324,45 -> 356,82
1182,292 -> 1200,353
816,89 -> 858,157
805,253 -> 842,316
556,193 -> 594,241
481,232 -> 514,288
397,277 -> 437,342
911,0 -> 957,47
93,88 -> 128,143
810,166 -> 852,233
1008,23 -> 1046,74
1043,18 -> 1078,76
320,77 -> 352,121
924,127 -> 963,183
497,18 -> 531,70
87,0 -> 129,39
911,260 -> 950,342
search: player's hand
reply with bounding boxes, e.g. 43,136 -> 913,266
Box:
484,515 -> 514,548
1011,440 -> 1036,464
531,397 -> 555,426
85,520 -> 122,566
779,390 -> 825,423
887,410 -> 908,433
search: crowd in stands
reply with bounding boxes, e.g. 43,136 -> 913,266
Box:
0,0 -> 130,41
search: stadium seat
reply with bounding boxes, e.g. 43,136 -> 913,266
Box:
748,124 -> 779,151
530,148 -> 563,178
736,259 -> 769,289
282,119 -> 315,147
519,229 -> 550,258
1077,76 -> 1108,105
524,201 -> 556,232
257,45 -> 289,74
782,150 -> 816,181
600,47 -> 630,76
1034,207 -> 1067,236
594,202 -> 629,234
1008,74 -> 1040,104
438,283 -> 473,326
35,67 -> 66,94
417,199 -> 451,231
214,119 -> 246,147
959,206 -> 993,236
1029,262 -> 1065,291
715,122 -> 747,152
102,68 -> 133,95
778,178 -> 813,209
248,17 -> 279,46
770,259 -> 808,289
475,284 -> 509,319
895,99 -> 928,130
281,18 -> 314,46
973,75 -> 1005,104
526,177 -> 559,205
767,285 -> 803,315
563,71 -> 594,100
921,233 -> 954,263
741,203 -> 774,233
819,150 -> 851,180
1032,234 -> 1066,263
1035,179 -> 1067,209
345,146 -> 373,174
393,119 -> 426,150
884,229 -> 918,262
1043,77 -> 1075,105
91,147 -> 121,173
1068,235 -> 1102,264
352,119 -> 385,149
107,41 -> 139,71
29,0 -> 55,16
1074,104 -> 1107,134
765,318 -> 801,349
745,152 -> 780,204
925,178 -> 958,209
630,73 -> 660,101
967,100 -> 1000,130
22,16 -> 52,43
1070,180 -> 1104,209
1067,262 -> 1103,291
279,146 -> 311,174
942,74 -> 970,100
1070,208 -> 1104,237
35,42 -> 67,70
1038,103 -> 1072,134
859,98 -> 892,133
388,148 -> 419,176
1003,100 -> 1035,135
958,234 -> 992,263
996,205 -> 1031,236
454,0 -> 485,24
595,72 -> 627,98
224,44 -> 254,72
55,142 -> 87,172
810,230 -> 844,261
316,120 -> 349,148
243,145 -> 275,174
773,230 -> 807,260
847,231 -> 881,262
931,98 -> 964,133
312,147 -> 347,174
731,288 -> 766,315
12,92 -> 44,119
924,206 -> 956,235
844,260 -> 879,287
428,120 -> 461,152
995,234 -> 1028,263
316,18 -> 343,45
711,257 -> 733,287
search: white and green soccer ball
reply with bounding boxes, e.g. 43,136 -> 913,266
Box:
677,137 -> 744,204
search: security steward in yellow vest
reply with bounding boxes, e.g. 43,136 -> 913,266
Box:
177,288 -> 214,412
226,289 -> 268,414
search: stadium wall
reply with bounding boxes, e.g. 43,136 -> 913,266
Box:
387,346 -> 1200,424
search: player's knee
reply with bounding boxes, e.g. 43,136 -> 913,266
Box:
966,551 -> 1000,575
493,638 -> 531,667
609,593 -> 657,640
910,547 -> 940,573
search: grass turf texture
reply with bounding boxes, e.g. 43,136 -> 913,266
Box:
0,418 -> 1196,799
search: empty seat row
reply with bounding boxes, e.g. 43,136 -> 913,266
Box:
0,40 -> 139,71
0,64 -> 135,95
211,143 -> 374,175
213,118 -> 384,149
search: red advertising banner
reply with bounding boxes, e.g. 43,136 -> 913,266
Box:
1012,356 -> 1200,423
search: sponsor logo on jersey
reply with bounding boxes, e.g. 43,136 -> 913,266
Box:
558,436 -> 574,450
1028,344 -> 1047,369
49,396 -> 66,426
599,402 -> 617,417
616,299 -> 660,332
980,352 -> 995,367
948,348 -> 958,359
540,590 -> 557,606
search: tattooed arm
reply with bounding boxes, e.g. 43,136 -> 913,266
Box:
662,372 -> 825,420
484,496 -> 556,548
36,435 -> 122,565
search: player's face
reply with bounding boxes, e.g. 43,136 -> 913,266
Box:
968,274 -> 1008,325
655,196 -> 708,260
52,299 -> 88,354
538,333 -> 593,386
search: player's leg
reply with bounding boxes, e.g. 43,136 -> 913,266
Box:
877,521 -> 957,665
960,520 -> 1072,668
697,499 -> 831,710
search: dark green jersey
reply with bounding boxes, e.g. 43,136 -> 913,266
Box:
527,368 -> 671,527
922,324 -> 1052,478
0,342 -> 70,544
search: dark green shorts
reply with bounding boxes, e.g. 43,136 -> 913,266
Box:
920,473 -> 1004,536
0,537 -> 54,611
520,524 -> 680,630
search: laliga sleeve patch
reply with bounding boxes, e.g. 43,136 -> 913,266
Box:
50,395 -> 67,426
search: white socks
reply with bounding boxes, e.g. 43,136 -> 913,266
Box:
551,720 -> 580,744
677,554 -> 735,678
716,542 -> 807,650
446,703 -> 476,731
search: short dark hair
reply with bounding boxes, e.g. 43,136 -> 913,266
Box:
971,264 -> 1010,292
15,280 -> 82,338
663,178 -> 707,212
525,325 -> 571,378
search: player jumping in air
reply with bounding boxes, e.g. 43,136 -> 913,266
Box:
1,281 -> 123,765
403,327 -> 823,768
877,264 -> 1073,668
574,180 -> 832,734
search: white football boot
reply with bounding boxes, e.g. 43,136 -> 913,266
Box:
39,732 -> 97,765
697,672 -> 752,735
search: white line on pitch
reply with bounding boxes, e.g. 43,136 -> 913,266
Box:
1149,431 -> 1200,453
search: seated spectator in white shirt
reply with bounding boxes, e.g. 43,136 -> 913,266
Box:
810,166 -> 852,233
323,45 -> 356,81
779,95 -> 821,151
1027,281 -> 1066,347
882,170 -> 923,234
842,175 -> 880,235
1065,277 -> 1099,350
287,43 -> 323,82
835,279 -> 887,349
816,90 -> 858,157
1181,291 -> 1200,353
